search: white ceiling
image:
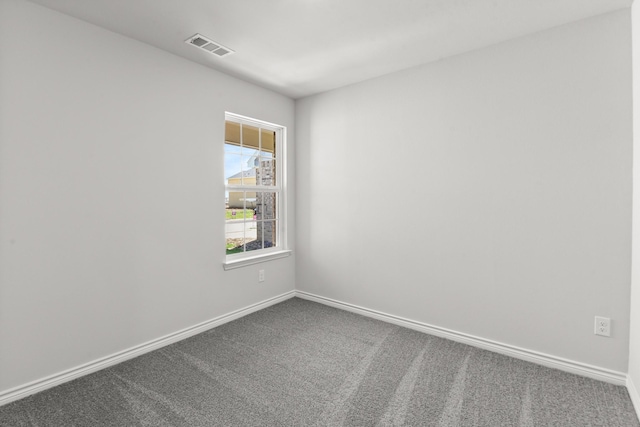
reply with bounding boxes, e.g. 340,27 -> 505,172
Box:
28,0 -> 633,99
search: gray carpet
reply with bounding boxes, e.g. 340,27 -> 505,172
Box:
1,297 -> 638,426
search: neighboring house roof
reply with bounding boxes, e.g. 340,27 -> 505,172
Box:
227,169 -> 256,180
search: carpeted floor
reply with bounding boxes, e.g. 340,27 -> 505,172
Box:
0,297 -> 638,426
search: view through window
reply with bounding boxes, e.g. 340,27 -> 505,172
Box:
224,114 -> 283,258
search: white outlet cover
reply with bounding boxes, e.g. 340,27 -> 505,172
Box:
594,316 -> 610,337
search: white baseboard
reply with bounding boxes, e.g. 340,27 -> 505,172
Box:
628,375 -> 640,421
295,291 -> 628,386
0,290 -> 296,407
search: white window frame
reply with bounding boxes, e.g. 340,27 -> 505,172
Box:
223,112 -> 290,270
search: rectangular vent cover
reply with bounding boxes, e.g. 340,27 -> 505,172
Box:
185,34 -> 234,58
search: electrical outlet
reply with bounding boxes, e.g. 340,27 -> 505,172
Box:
258,269 -> 265,282
594,316 -> 610,337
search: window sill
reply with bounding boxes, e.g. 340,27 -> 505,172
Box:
223,250 -> 292,270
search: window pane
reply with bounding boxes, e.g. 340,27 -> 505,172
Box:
255,192 -> 277,221
259,220 -> 276,249
256,159 -> 275,186
240,156 -> 257,185
265,192 -> 277,220
226,236 -> 244,255
225,207 -> 246,254
244,192 -> 257,210
227,191 -> 245,210
262,130 -> 275,154
242,124 -> 260,150
225,121 -> 241,145
225,153 -> 243,184
242,221 -> 260,252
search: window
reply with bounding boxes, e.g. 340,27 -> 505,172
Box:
223,113 -> 288,269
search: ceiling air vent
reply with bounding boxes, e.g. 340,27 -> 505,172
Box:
185,34 -> 234,58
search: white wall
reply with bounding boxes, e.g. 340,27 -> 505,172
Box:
629,0 -> 640,412
0,0 -> 295,394
296,10 -> 632,372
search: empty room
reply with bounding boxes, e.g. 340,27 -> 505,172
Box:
1,0 -> 640,425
